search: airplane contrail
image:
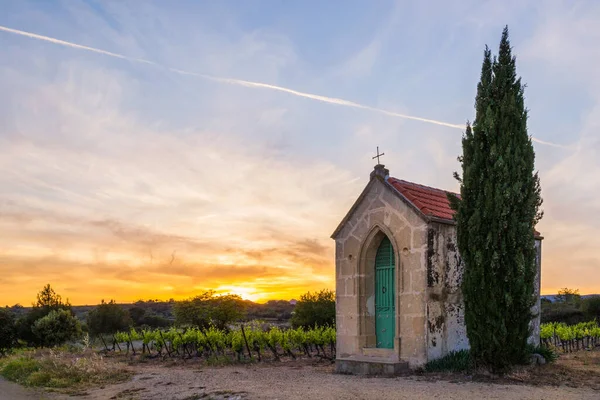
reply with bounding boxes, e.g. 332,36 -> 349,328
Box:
0,25 -> 568,147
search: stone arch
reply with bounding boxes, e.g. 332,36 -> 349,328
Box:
357,223 -> 401,351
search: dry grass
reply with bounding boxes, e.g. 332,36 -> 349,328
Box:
0,348 -> 132,391
417,347 -> 600,390
507,348 -> 600,390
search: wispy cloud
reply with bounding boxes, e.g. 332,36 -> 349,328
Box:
0,24 -> 568,142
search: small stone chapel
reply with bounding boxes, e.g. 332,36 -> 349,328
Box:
331,164 -> 543,374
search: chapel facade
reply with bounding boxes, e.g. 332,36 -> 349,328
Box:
331,164 -> 542,374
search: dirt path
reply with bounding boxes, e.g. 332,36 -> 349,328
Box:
0,377 -> 56,400
74,361 -> 599,400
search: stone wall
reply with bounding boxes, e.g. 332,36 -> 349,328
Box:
334,177 -> 429,367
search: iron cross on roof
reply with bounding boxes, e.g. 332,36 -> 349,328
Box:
372,146 -> 385,165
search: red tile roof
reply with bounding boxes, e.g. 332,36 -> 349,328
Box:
387,178 -> 458,221
387,177 -> 541,237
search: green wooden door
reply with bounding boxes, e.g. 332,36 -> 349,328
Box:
375,236 -> 395,349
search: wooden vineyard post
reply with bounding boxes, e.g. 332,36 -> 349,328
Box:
159,331 -> 172,357
100,335 -> 109,351
127,332 -> 136,355
240,324 -> 252,359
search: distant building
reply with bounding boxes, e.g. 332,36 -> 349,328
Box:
289,299 -> 297,306
331,164 -> 543,374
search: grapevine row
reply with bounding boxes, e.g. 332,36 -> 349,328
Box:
540,320 -> 600,352
109,323 -> 336,361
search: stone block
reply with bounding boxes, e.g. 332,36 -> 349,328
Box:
369,209 -> 385,227
340,259 -> 355,277
345,278 -> 356,296
335,358 -> 409,376
343,235 -> 360,260
412,226 -> 427,250
410,269 -> 427,293
392,225 -> 412,250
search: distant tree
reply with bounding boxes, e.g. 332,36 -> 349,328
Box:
141,314 -> 172,328
173,291 -> 246,330
449,27 -> 543,372
582,296 -> 600,321
128,306 -> 147,326
32,309 -> 82,347
0,308 -> 17,355
555,288 -> 581,306
36,284 -> 71,310
290,289 -> 335,329
87,300 -> 132,336
16,284 -> 72,346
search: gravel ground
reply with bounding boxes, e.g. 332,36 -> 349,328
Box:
69,360 -> 599,400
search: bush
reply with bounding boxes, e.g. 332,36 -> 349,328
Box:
0,350 -> 131,388
87,300 -> 132,336
16,284 -> 72,346
32,310 -> 82,347
541,302 -> 587,325
583,296 -> 600,321
173,291 -> 246,330
0,308 -> 17,355
0,357 -> 40,383
290,289 -> 335,329
528,344 -> 558,363
424,350 -> 472,373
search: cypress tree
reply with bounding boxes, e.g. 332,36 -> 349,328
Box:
449,26 -> 543,372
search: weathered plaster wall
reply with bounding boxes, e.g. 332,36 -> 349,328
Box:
426,223 -> 469,360
529,239 -> 542,346
425,224 -> 544,359
334,177 -> 429,367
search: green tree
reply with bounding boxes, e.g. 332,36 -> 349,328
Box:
582,296 -> 600,321
0,308 -> 17,355
290,289 -> 335,329
32,309 -> 82,347
449,27 -> 543,372
555,288 -> 581,306
173,291 -> 245,330
16,284 -> 72,346
87,300 -> 132,336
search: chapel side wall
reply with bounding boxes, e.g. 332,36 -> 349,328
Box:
529,239 -> 542,346
425,224 -> 543,360
426,223 -> 468,361
334,178 -> 429,367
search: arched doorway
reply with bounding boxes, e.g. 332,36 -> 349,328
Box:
375,236 -> 395,348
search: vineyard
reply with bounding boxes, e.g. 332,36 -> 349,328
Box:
541,320 -> 600,353
109,323 -> 336,362
105,320 -> 600,362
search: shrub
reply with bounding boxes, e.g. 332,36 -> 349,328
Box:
541,302 -> 587,325
582,296 -> 600,321
424,350 -> 473,373
87,300 -> 132,336
32,309 -> 82,347
0,357 -> 40,383
527,344 -> 558,363
173,291 -> 245,330
0,350 -> 131,388
0,308 -> 17,355
290,289 -> 335,329
16,284 -> 72,346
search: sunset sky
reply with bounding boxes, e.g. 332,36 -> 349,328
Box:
1,0 -> 599,306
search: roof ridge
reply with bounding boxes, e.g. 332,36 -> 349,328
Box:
388,177 -> 459,197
